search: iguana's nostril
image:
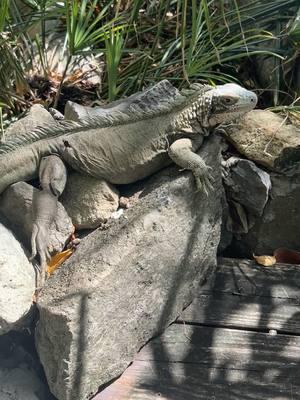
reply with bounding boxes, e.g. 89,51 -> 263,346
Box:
250,93 -> 258,105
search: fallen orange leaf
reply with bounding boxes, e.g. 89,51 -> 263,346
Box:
253,254 -> 276,267
47,248 -> 74,275
274,248 -> 300,265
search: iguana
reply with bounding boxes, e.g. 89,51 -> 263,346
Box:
0,80 -> 257,285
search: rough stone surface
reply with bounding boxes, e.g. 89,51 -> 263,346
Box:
230,166 -> 300,256
60,173 -> 119,229
224,158 -> 271,216
4,105 -> 56,137
0,182 -> 73,254
36,135 -> 223,400
218,192 -> 233,254
0,223 -> 35,334
225,110 -> 300,171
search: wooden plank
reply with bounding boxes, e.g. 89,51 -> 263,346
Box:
201,258 -> 300,299
137,324 -> 300,379
95,260 -> 300,399
96,360 -> 300,400
179,292 -> 300,333
96,324 -> 300,398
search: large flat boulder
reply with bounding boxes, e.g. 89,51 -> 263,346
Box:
60,173 -> 119,229
35,135 -> 223,400
4,105 -> 56,137
0,223 -> 35,334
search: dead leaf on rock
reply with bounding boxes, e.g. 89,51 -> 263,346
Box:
253,254 -> 277,267
47,248 -> 74,275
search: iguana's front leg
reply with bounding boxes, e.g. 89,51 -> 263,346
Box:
31,155 -> 67,287
168,137 -> 214,195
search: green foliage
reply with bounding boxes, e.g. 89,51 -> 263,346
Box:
289,7 -> 300,44
0,0 -> 299,119
105,29 -> 124,101
65,0 -> 121,55
0,0 -> 9,31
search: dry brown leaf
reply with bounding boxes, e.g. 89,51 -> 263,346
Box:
274,248 -> 300,265
253,254 -> 276,267
47,248 -> 74,275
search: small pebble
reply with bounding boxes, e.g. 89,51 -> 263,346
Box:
119,196 -> 130,209
111,209 -> 124,219
268,329 -> 277,336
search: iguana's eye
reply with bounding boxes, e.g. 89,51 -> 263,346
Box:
223,97 -> 237,105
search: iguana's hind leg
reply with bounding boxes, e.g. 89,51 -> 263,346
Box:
168,137 -> 214,195
31,155 -> 67,287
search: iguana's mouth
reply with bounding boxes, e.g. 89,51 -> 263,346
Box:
209,107 -> 255,126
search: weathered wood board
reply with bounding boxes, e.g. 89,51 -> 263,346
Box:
201,258 -> 300,299
95,258 -> 300,400
179,293 -> 300,333
180,258 -> 300,333
97,360 -> 300,400
138,324 -> 300,376
97,324 -> 300,400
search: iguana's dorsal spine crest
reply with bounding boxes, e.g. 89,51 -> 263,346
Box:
0,80 -> 212,156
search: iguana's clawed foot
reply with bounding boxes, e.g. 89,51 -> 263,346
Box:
30,222 -> 51,287
221,156 -> 240,179
195,166 -> 214,195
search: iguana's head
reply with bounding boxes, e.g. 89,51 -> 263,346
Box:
205,83 -> 257,126
177,82 -> 257,131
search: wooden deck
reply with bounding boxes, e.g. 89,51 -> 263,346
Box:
96,258 -> 300,400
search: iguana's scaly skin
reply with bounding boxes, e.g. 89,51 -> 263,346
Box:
0,80 -> 257,285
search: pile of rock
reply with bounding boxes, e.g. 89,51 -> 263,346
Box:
221,109 -> 300,256
0,102 -> 223,399
0,96 -> 299,400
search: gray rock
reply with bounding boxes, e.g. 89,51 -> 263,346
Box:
224,158 -> 271,216
218,192 -> 233,254
230,166 -> 300,256
0,182 -> 73,254
36,135 -> 223,400
219,158 -> 271,251
4,105 -> 56,138
0,223 -> 35,334
224,110 -> 300,171
49,107 -> 65,120
60,173 -> 119,229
